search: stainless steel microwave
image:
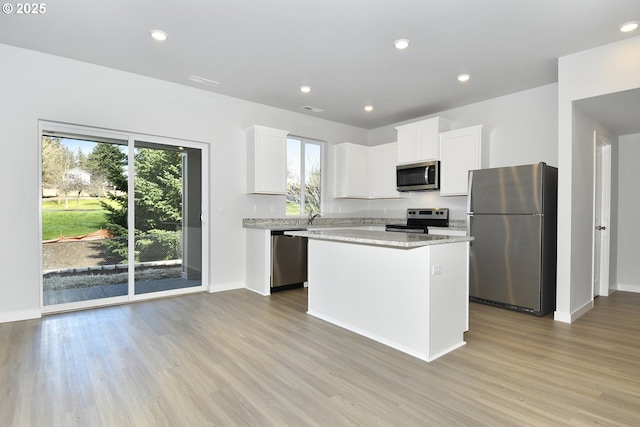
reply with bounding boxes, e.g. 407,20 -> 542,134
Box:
396,160 -> 440,191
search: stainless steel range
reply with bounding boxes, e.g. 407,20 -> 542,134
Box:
385,208 -> 449,233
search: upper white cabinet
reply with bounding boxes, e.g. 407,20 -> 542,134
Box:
334,143 -> 371,198
439,125 -> 488,196
396,117 -> 451,164
370,143 -> 400,198
334,142 -> 400,199
246,125 -> 289,194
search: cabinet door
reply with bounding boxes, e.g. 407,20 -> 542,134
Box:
370,143 -> 400,198
439,125 -> 483,196
334,143 -> 370,198
247,125 -> 289,194
396,125 -> 416,164
396,117 -> 451,164
415,120 -> 440,161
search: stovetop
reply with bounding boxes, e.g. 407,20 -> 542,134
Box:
385,208 -> 449,233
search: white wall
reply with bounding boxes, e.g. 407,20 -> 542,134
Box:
0,43 -> 369,322
617,133 -> 640,292
557,35 -> 640,322
366,84 -> 559,220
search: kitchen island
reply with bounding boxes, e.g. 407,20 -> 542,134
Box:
286,229 -> 472,362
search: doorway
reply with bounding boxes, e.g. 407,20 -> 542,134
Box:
592,131 -> 611,298
40,122 -> 208,312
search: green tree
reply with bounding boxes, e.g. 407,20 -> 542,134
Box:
98,146 -> 183,263
41,136 -> 74,202
85,143 -> 128,192
305,166 -> 321,213
85,143 -> 128,236
134,148 -> 183,231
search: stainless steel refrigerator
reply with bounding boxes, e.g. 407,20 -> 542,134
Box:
467,162 -> 558,316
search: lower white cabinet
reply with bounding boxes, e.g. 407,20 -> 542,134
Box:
439,125 -> 488,196
334,142 -> 401,199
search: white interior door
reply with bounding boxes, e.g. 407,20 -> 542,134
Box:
593,131 -> 611,297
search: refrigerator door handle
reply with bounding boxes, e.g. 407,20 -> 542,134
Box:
467,170 -> 474,214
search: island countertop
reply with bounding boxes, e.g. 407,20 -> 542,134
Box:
242,217 -> 467,232
285,228 -> 472,249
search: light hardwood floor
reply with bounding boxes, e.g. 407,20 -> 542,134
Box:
1,289 -> 639,426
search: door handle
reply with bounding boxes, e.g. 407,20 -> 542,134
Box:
596,225 -> 606,231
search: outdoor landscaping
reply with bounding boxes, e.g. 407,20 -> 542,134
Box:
41,136 -> 193,305
42,198 -> 111,241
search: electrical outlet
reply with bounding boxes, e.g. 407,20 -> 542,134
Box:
433,265 -> 443,275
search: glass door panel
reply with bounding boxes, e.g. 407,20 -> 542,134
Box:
41,122 -> 206,312
133,142 -> 202,295
42,136 -> 129,306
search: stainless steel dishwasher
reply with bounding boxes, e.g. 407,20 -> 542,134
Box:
271,230 -> 308,290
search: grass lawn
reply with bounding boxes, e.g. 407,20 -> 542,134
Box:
43,198 -> 114,211
42,197 -> 114,240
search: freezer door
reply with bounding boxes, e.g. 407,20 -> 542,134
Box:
469,214 -> 542,311
468,163 -> 544,214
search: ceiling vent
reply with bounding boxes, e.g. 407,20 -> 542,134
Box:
188,75 -> 220,87
302,105 -> 324,113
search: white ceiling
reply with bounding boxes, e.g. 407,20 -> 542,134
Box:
1,0 -> 639,129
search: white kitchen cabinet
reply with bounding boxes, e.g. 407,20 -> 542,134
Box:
334,143 -> 371,198
334,142 -> 401,199
396,117 -> 451,164
246,125 -> 289,194
439,125 -> 488,196
370,142 -> 400,198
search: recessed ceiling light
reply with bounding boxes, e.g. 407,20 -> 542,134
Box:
364,105 -> 373,112
619,21 -> 639,32
150,30 -> 168,41
300,85 -> 311,93
457,74 -> 471,82
394,39 -> 410,50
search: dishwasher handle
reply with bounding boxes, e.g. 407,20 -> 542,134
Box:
271,229 -> 306,236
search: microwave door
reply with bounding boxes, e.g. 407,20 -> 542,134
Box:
427,165 -> 435,185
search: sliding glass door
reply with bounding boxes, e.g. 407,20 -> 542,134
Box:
40,122 -> 207,312
133,141 -> 202,295
41,136 -> 129,306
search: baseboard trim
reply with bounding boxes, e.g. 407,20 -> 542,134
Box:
208,281 -> 244,293
616,283 -> 640,293
554,299 -> 594,323
0,308 -> 42,324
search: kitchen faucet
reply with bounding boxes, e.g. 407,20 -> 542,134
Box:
308,211 -> 321,225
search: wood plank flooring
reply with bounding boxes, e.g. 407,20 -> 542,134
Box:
1,289 -> 639,426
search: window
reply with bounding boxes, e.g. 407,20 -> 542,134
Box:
286,136 -> 322,215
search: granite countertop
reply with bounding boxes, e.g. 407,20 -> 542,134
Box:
242,217 -> 402,230
284,228 -> 473,249
243,217 -> 467,232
